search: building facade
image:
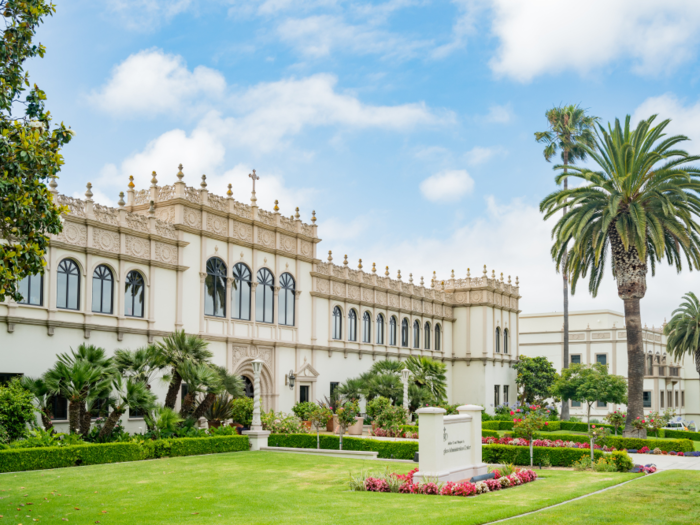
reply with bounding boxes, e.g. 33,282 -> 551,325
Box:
520,310 -> 700,421
0,168 -> 520,431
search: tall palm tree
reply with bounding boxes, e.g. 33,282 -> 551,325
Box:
20,375 -> 53,431
405,356 -> 447,402
664,292 -> 700,376
541,115 -> 700,436
157,331 -> 212,410
211,365 -> 245,399
98,376 -> 157,439
535,104 -> 598,421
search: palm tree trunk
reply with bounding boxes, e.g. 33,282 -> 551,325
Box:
180,392 -> 196,417
164,368 -> 182,410
623,298 -> 646,437
68,401 -> 81,434
192,392 -> 216,420
41,408 -> 54,431
561,155 -> 570,421
99,408 -> 125,439
81,403 -> 92,436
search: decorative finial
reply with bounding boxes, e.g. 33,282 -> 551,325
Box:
311,210 -> 317,223
128,175 -> 135,189
467,268 -> 471,278
397,270 -> 402,280
420,276 -> 424,286
451,269 -> 455,279
491,270 -> 495,279
500,272 -> 504,282
328,250 -> 333,263
249,169 -> 259,205
49,175 -> 58,194
118,192 -> 125,207
483,265 -> 487,276
227,184 -> 233,197
149,200 -> 155,216
343,254 -> 348,266
274,200 -> 279,212
385,266 -> 389,277
200,174 -> 207,189
372,262 -> 376,273
441,280 -> 445,290
151,171 -> 158,186
508,275 -> 511,284
176,164 -> 184,181
409,273 -> 413,283
358,259 -> 363,269
516,276 -> 519,286
295,207 -> 300,219
85,182 -> 93,201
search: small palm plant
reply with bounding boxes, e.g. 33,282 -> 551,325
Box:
157,330 -> 212,410
98,376 -> 156,439
20,375 -> 54,431
665,292 -> 700,376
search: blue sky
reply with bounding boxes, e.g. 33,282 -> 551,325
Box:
29,0 -> 700,323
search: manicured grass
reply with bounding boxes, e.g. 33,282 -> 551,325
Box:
508,470 -> 700,524
0,451 -> 640,524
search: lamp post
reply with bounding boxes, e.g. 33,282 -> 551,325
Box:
401,368 -> 411,424
251,359 -> 263,431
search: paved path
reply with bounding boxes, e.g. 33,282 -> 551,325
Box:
628,453 -> 700,471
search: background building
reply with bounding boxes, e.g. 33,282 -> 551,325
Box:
0,168 -> 520,431
520,310 -> 700,422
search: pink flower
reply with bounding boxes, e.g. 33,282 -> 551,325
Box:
510,411 -> 514,415
592,425 -> 595,428
545,422 -> 549,426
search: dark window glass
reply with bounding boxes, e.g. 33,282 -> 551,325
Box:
57,259 -> 80,310
18,273 -> 43,306
596,354 -> 607,366
279,273 -> 295,326
571,400 -> 581,407
413,320 -> 420,349
424,322 -> 431,350
571,355 -> 581,364
255,268 -> 274,323
504,329 -> 509,354
300,385 -> 309,404
401,318 -> 409,347
376,314 -> 385,345
244,377 -> 254,398
660,391 -> 664,408
90,397 -> 110,419
435,324 -> 441,351
125,270 -> 145,318
332,306 -> 342,340
181,383 -> 189,402
330,382 -> 339,399
0,373 -> 22,385
643,391 -> 652,408
682,391 -> 685,407
348,309 -> 357,341
389,316 -> 397,346
495,327 -> 501,353
129,407 -> 143,419
232,263 -> 252,320
503,385 -> 509,404
494,385 -> 500,406
362,312 -> 371,343
204,257 -> 226,318
49,394 -> 68,420
92,265 -> 113,314
597,400 -> 606,408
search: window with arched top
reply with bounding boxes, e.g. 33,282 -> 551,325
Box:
362,311 -> 371,343
204,257 -> 227,318
435,324 -> 441,351
495,327 -> 501,353
92,265 -> 113,314
279,273 -> 295,326
504,328 -> 509,354
256,268 -> 274,323
376,314 -> 385,345
332,306 -> 343,340
389,316 -> 397,346
424,322 -> 431,350
413,320 -> 420,349
348,309 -> 358,342
125,270 -> 145,318
232,263 -> 251,320
401,318 -> 409,347
57,259 -> 80,310
18,272 -> 43,306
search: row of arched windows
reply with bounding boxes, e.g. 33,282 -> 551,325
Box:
18,259 -> 145,317
204,258 -> 296,326
495,327 -> 510,354
332,306 -> 441,350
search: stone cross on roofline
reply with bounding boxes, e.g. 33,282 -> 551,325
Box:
249,169 -> 259,206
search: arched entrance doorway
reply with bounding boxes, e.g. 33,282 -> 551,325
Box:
243,376 -> 254,398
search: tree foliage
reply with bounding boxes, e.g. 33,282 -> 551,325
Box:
664,291 -> 700,375
512,355 -> 557,405
1,0 -> 74,301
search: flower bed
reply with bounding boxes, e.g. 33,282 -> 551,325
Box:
482,436 -> 616,452
627,447 -> 700,457
353,466 -> 537,496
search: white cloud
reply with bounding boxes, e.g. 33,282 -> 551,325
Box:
481,104 -> 513,124
420,170 -> 475,202
107,0 -> 195,31
487,0 -> 700,82
464,146 -> 503,165
633,93 -> 700,147
431,0 -> 483,59
89,49 -> 226,117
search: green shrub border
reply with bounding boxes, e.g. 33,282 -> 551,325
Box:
268,434 -> 419,460
483,444 -> 605,467
0,436 -> 250,474
664,429 -> 700,442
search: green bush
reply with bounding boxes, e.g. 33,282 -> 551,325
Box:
399,424 -> 418,434
482,444 -> 605,467
168,436 -> 249,457
482,421 -> 500,430
0,378 -> 35,441
560,421 -> 614,433
532,433 -> 589,444
609,450 -> 634,472
601,436 -> 693,452
292,401 -> 317,421
0,446 -> 81,473
539,421 -> 561,431
664,429 -> 700,441
482,430 -> 499,438
366,397 -> 393,420
230,397 -> 254,427
268,434 -> 419,460
78,443 -> 145,465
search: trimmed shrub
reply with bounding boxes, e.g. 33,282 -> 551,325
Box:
0,378 -> 35,441
0,446 -> 81,473
664,429 -> 700,442
560,421 -> 614,433
538,421 -> 561,432
601,436 -> 693,453
268,434 -> 419,460
168,436 -> 249,457
78,443 -> 145,465
532,433 -> 589,444
482,430 -> 499,438
609,450 -> 634,472
482,421 -> 500,430
483,444 -> 605,467
230,397 -> 254,427
399,425 -> 418,434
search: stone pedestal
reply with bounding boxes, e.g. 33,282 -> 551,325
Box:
243,429 -> 271,451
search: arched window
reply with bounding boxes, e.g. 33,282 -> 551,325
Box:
204,257 -> 226,318
435,324 -> 441,351
232,263 -> 251,320
376,314 -> 385,345
57,259 -> 80,310
413,320 -> 420,349
401,318 -> 409,347
92,265 -> 113,314
389,316 -> 397,346
348,309 -> 358,342
362,311 -> 371,343
424,322 -> 431,350
495,327 -> 501,353
504,328 -> 509,354
124,270 -> 145,318
279,273 -> 295,326
332,306 -> 343,340
18,273 -> 43,306
255,268 -> 274,323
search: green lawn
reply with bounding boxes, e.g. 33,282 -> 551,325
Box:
0,451 -> 640,524
508,470 -> 700,524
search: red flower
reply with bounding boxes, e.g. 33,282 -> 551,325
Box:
592,425 -> 595,428
544,422 -> 548,426
510,411 -> 514,415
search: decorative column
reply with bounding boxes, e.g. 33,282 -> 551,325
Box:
401,368 -> 411,423
243,358 -> 271,450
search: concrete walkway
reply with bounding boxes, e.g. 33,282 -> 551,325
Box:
628,453 -> 700,471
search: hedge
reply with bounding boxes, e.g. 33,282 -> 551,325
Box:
664,429 -> 700,442
0,436 -> 250,474
482,430 -> 499,438
399,425 -> 419,434
601,436 -> 694,453
482,421 -> 514,431
268,434 -> 419,460
560,421 -> 614,433
483,444 -> 605,467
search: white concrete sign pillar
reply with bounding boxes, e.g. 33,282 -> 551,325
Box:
413,405 -> 487,483
243,358 -> 270,451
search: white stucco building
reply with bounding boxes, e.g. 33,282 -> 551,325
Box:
0,167 -> 521,431
520,310 -> 700,421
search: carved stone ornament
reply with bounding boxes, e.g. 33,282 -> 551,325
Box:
300,241 -> 312,257
232,345 -> 273,371
55,222 -> 87,246
471,291 -> 482,302
389,294 -> 399,307
184,209 -> 201,228
362,288 -> 373,301
207,214 -> 227,235
257,228 -> 274,247
332,281 -> 345,297
155,206 -> 175,223
155,242 -> 177,264
279,234 -> 295,253
348,285 -> 359,300
125,235 -> 149,258
316,278 -> 329,294
92,228 -> 119,253
376,292 -> 386,306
